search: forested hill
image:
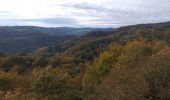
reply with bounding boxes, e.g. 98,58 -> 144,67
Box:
42,21 -> 170,61
0,22 -> 170,99
0,26 -> 112,53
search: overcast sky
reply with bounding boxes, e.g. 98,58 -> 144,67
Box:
0,0 -> 170,28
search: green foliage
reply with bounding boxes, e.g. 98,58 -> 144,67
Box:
144,47 -> 170,100
117,41 -> 153,68
32,70 -> 83,100
0,77 -> 15,92
72,39 -> 112,64
32,71 -> 63,97
82,41 -> 167,99
33,56 -> 48,68
82,44 -> 122,93
0,55 -> 33,73
48,56 -> 63,68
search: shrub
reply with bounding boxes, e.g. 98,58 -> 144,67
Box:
32,70 -> 83,99
0,77 -> 15,92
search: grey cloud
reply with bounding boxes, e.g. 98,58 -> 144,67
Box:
63,2 -> 155,18
61,1 -> 170,27
1,0 -> 170,28
62,2 -> 106,12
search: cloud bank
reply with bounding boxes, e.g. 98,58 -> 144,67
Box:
0,0 -> 170,27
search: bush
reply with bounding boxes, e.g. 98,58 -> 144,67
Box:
0,77 -> 15,92
32,70 -> 83,99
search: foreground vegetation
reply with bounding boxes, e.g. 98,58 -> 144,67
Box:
0,22 -> 170,100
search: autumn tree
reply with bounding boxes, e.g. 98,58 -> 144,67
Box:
144,47 -> 170,100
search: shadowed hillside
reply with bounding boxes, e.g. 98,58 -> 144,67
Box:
0,26 -> 111,53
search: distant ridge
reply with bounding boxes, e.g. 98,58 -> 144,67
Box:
0,26 -> 112,53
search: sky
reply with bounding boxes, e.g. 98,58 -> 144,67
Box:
0,0 -> 170,28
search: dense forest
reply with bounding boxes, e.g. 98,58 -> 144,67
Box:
0,26 -> 111,53
0,22 -> 170,100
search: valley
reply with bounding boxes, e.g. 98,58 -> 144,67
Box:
0,22 -> 169,99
